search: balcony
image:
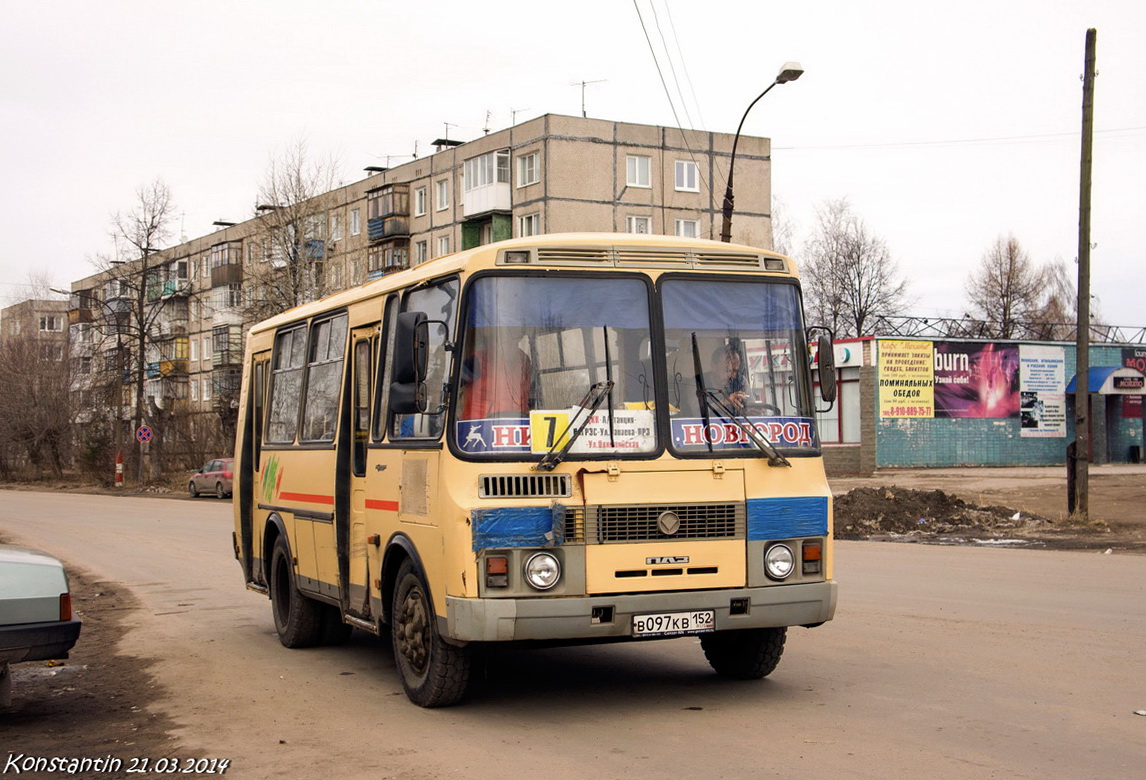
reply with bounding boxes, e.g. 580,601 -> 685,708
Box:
211,264 -> 243,287
366,184 -> 410,243
68,307 -> 94,326
212,348 -> 241,368
462,181 -> 511,218
160,279 -> 191,298
367,216 -> 410,241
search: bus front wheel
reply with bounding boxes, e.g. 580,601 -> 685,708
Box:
391,559 -> 470,707
700,627 -> 787,679
269,536 -> 324,648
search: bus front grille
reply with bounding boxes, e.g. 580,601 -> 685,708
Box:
480,474 -> 572,499
565,502 -> 745,544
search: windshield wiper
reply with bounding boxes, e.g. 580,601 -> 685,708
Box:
534,380 -> 615,472
690,333 -> 714,453
703,390 -> 791,467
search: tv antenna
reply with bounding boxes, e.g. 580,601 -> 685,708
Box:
570,79 -> 606,118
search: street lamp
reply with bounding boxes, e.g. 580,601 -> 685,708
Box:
719,62 -> 804,243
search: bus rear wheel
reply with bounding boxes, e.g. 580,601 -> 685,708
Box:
269,536 -> 324,648
700,627 -> 787,679
391,559 -> 470,707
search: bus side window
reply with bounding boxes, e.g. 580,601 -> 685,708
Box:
253,360 -> 265,470
391,279 -> 458,440
372,296 -> 398,441
300,313 -> 349,443
352,337 -> 372,477
267,326 -> 308,444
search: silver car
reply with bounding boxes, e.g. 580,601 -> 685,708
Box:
0,545 -> 83,707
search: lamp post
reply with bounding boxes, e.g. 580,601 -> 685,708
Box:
719,62 -> 804,243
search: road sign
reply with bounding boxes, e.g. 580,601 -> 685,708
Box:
136,425 -> 153,443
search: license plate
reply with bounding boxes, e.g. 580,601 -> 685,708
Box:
632,609 -> 716,638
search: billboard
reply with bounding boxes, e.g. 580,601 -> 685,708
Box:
933,342 -> 1020,419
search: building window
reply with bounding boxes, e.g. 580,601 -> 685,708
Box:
626,155 -> 651,188
674,219 -> 699,238
435,179 -> 450,211
517,152 -> 540,187
414,187 -> 427,217
202,335 -> 212,361
330,213 -> 344,241
626,216 -> 652,234
191,380 -> 199,402
415,241 -> 428,265
518,213 -> 541,237
437,236 -> 451,257
675,160 -> 699,192
463,150 -> 510,192
39,315 -> 63,332
190,338 -> 198,363
349,208 -> 361,236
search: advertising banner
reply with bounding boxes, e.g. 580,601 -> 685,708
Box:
933,342 -> 1020,418
1123,347 -> 1146,372
878,340 -> 934,419
1019,345 -> 1067,437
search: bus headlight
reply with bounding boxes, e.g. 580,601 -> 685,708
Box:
764,544 -> 795,581
523,552 -> 561,591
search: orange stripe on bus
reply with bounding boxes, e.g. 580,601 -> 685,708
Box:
279,491 -> 335,505
365,499 -> 400,512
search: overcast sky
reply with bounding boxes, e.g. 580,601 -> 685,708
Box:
3,0 -> 1142,326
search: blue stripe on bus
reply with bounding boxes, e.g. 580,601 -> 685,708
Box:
471,506 -> 564,551
746,496 -> 829,540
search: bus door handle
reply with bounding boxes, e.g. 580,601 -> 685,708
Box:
375,464 -> 387,472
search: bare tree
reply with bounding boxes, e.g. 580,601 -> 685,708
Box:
801,199 -> 909,338
965,235 -> 1045,339
85,180 -> 177,484
245,140 -> 341,320
770,195 -> 797,258
0,332 -> 73,478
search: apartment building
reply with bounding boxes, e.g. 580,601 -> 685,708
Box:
63,114 -> 775,464
1,299 -> 69,355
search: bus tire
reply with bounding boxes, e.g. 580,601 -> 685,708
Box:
700,627 -> 787,679
391,559 -> 470,707
269,536 -> 324,648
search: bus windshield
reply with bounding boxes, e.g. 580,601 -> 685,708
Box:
661,278 -> 818,454
455,275 -> 656,457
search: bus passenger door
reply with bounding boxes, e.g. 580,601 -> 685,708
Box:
345,327 -> 377,619
241,352 -> 271,584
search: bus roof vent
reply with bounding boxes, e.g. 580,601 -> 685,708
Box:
534,247 -> 613,266
480,474 -> 573,499
613,248 -> 696,268
694,251 -> 772,270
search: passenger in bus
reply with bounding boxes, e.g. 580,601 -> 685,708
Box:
458,331 -> 535,419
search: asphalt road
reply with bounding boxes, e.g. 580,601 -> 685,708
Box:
3,490 -> 1144,779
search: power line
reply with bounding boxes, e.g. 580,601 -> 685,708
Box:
775,126 -> 1146,152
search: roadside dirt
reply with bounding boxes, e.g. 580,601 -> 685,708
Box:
831,466 -> 1146,552
0,555 -> 190,777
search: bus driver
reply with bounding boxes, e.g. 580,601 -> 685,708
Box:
458,330 -> 535,419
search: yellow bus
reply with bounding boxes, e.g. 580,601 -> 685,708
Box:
233,232 -> 839,707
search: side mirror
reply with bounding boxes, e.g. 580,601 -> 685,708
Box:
390,311 -> 428,415
816,332 -> 838,404
392,311 -> 427,385
389,311 -> 451,416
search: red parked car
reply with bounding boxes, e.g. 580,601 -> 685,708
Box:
189,458 -> 233,499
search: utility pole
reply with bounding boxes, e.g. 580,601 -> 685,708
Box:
1073,28 -> 1097,520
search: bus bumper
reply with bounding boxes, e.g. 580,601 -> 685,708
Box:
444,580 -> 836,642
